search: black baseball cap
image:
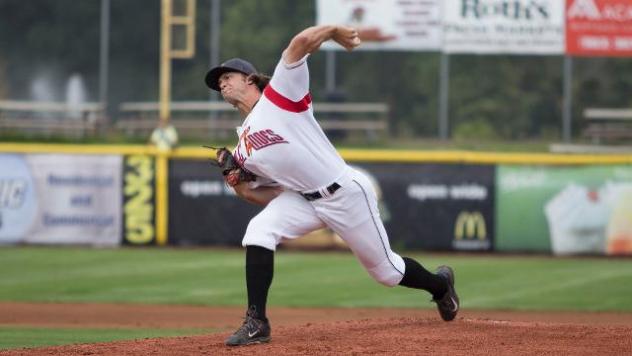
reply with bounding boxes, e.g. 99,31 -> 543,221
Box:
205,58 -> 257,91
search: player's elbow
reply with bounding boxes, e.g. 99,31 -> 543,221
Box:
234,186 -> 267,206
285,26 -> 336,62
244,194 -> 267,206
233,183 -> 254,202
288,33 -> 314,56
290,33 -> 310,48
290,26 -> 330,52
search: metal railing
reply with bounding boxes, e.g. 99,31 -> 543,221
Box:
583,107 -> 632,144
0,100 -> 105,137
116,101 -> 389,140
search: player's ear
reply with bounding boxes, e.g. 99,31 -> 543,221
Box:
247,73 -> 271,92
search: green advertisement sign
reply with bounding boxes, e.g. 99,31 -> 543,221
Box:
496,165 -> 632,254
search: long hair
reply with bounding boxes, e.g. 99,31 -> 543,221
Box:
247,73 -> 271,92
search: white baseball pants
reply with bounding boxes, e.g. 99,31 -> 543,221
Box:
242,168 -> 406,287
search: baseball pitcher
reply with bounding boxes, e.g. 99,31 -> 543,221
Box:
204,25 -> 459,346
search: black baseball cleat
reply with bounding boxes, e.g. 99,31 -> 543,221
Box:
225,307 -> 271,346
433,265 -> 459,321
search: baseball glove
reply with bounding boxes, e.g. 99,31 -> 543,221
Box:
204,146 -> 256,186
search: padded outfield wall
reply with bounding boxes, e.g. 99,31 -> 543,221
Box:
1,143 -> 632,255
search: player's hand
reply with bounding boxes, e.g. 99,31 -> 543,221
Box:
333,26 -> 361,51
224,168 -> 242,187
358,27 -> 397,42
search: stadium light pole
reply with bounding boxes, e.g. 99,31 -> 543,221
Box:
438,52 -> 450,140
99,0 -> 110,122
562,55 -> 573,143
326,50 -> 336,93
209,0 -> 221,115
159,0 -> 173,124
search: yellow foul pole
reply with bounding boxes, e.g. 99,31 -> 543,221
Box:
160,0 -> 172,124
155,0 -> 171,246
156,0 -> 196,246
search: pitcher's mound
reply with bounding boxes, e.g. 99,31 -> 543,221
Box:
5,315 -> 632,355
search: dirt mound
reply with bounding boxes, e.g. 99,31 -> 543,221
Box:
3,317 -> 632,355
2,303 -> 632,355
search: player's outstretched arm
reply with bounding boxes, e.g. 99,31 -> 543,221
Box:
284,25 -> 361,63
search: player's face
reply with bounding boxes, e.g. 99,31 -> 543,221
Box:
218,72 -> 248,105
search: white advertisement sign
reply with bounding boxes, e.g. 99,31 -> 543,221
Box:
0,154 -> 123,246
443,0 -> 565,54
317,0 -> 442,51
0,154 -> 38,244
25,154 -> 122,246
545,182 -> 632,255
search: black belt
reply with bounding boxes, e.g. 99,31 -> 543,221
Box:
301,182 -> 341,201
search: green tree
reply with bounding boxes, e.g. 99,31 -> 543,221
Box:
1,0 -> 631,140
0,0 -> 101,100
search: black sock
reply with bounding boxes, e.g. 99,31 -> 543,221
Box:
399,257 -> 447,300
245,245 -> 274,321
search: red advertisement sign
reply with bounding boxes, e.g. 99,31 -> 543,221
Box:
566,0 -> 632,56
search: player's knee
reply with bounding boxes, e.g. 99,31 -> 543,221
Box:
370,271 -> 402,287
242,214 -> 279,251
368,261 -> 404,287
241,235 -> 277,251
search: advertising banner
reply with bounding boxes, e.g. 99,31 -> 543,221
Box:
496,165 -> 632,255
358,163 -> 495,251
122,155 -> 156,245
443,0 -> 565,54
0,154 -> 38,244
168,159 -> 262,246
317,0 -> 442,51
168,159 -> 495,251
0,154 -> 123,246
566,0 -> 632,56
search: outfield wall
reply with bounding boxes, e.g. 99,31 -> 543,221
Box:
1,143 -> 632,255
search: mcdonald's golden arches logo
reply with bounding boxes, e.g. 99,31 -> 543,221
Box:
454,211 -> 486,240
452,210 -> 490,250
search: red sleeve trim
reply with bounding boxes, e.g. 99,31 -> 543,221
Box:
263,85 -> 312,113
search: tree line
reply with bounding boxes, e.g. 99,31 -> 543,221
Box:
1,0 -> 630,139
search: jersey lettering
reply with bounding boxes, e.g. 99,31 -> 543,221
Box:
239,126 -> 254,156
235,126 -> 289,164
248,129 -> 288,150
234,147 -> 246,166
264,129 -> 285,142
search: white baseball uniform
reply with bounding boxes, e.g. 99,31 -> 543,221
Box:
232,55 -> 405,286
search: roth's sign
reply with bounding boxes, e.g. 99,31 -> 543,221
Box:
443,0 -> 565,54
461,0 -> 552,20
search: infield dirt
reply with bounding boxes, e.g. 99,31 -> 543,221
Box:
1,303 -> 631,355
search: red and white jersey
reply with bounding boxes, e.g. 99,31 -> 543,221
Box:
232,55 -> 347,193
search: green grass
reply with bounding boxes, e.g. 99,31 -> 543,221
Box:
0,326 -> 214,350
2,246 -> 632,350
1,246 -> 632,311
